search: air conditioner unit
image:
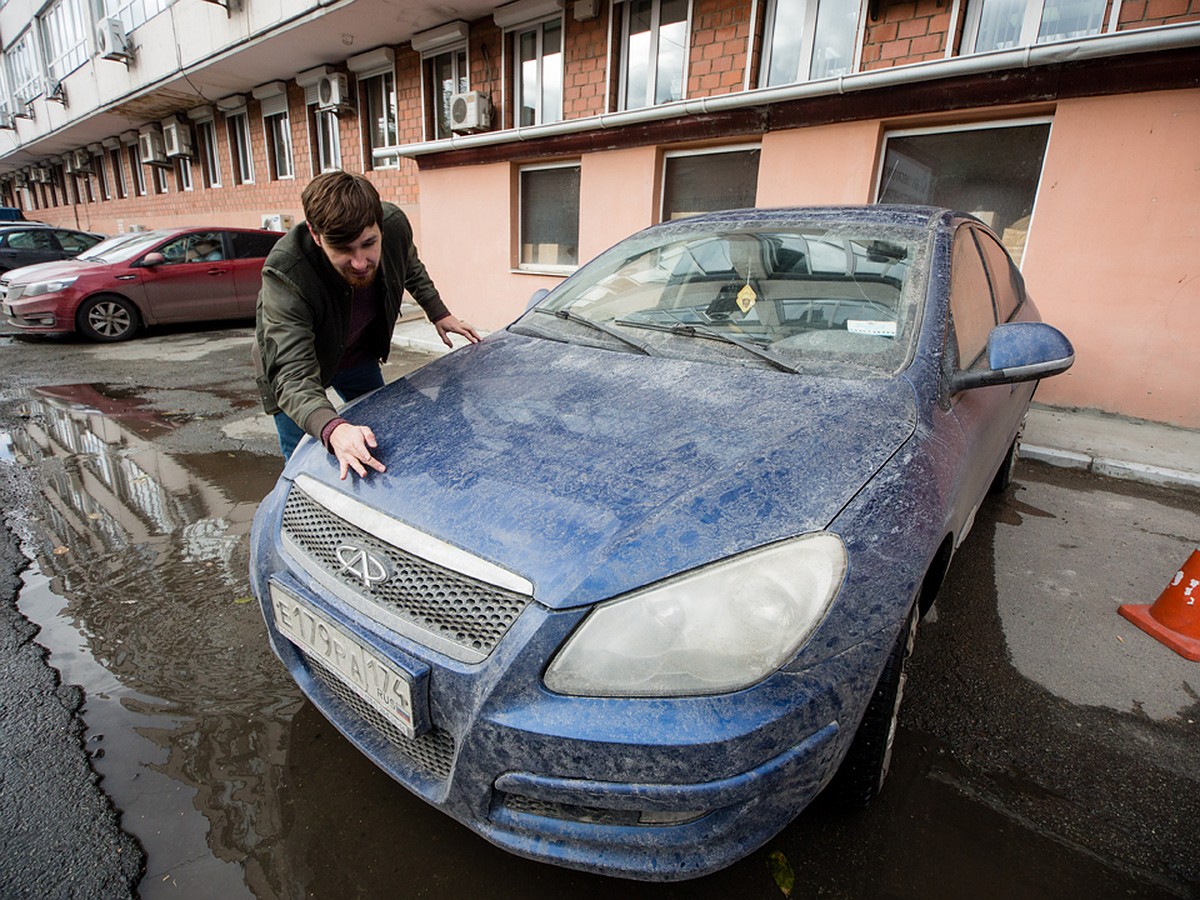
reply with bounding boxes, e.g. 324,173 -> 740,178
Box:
64,154 -> 77,174
96,17 -> 131,60
260,213 -> 295,232
138,130 -> 169,166
163,122 -> 194,157
44,79 -> 66,103
317,73 -> 351,111
31,166 -> 52,183
0,112 -> 15,130
72,148 -> 93,173
449,91 -> 491,133
12,171 -> 27,188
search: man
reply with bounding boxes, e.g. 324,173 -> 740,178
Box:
255,171 -> 478,479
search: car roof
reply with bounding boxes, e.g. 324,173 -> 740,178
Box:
661,205 -> 955,230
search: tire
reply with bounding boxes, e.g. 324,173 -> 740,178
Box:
989,435 -> 1019,495
77,294 -> 138,342
825,605 -> 917,808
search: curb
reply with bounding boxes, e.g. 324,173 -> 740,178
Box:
1022,444 -> 1200,492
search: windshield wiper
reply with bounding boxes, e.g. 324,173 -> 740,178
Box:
618,316 -> 799,373
534,307 -> 654,356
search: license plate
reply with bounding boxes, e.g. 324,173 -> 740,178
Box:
270,583 -> 416,738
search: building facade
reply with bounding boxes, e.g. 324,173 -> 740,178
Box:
1,0 -> 1198,426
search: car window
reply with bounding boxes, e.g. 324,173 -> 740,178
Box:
159,231 -> 225,264
228,231 -> 281,259
7,230 -> 55,250
973,228 -> 1024,323
517,218 -> 928,376
948,227 -> 997,370
53,230 -> 102,254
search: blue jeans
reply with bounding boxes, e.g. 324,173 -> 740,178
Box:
273,360 -> 385,458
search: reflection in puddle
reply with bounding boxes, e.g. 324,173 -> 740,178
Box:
5,384 -> 301,898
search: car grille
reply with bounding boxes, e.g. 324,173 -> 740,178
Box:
304,651 -> 455,780
281,484 -> 532,662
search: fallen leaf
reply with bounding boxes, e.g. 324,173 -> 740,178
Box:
767,850 -> 795,897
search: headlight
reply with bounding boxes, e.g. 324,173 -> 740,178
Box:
544,532 -> 847,697
23,276 -> 79,297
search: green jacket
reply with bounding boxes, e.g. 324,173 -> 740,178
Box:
254,202 -> 449,439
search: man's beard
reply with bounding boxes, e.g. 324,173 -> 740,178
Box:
341,264 -> 377,288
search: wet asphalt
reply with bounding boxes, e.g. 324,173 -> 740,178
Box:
0,323 -> 1197,899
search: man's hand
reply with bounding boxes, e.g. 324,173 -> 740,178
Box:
328,422 -> 387,480
435,314 -> 481,348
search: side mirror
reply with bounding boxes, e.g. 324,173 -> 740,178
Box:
525,288 -> 550,311
950,321 -> 1074,393
140,252 -> 166,267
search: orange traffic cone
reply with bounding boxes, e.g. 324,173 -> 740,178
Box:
1118,549 -> 1200,661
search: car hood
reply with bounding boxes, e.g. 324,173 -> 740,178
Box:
285,334 -> 917,609
2,258 -> 93,282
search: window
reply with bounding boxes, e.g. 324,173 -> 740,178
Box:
52,229 -> 99,253
425,47 -> 468,140
175,157 -> 192,192
514,18 -> 563,127
973,228 -> 1024,322
229,230 -> 281,259
151,164 -> 169,194
949,226 -> 996,370
762,0 -> 858,86
312,107 -> 341,173
96,153 -> 111,200
621,0 -> 689,111
263,103 -> 294,179
226,111 -> 254,184
520,163 -> 580,270
362,71 -> 398,167
39,0 -> 88,83
964,0 -> 1107,53
159,231 -> 225,264
5,30 -> 40,103
876,120 -> 1051,265
128,145 -> 146,196
662,147 -> 759,220
196,119 -> 222,188
108,0 -> 170,32
109,148 -> 126,199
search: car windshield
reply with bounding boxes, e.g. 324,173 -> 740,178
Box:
77,230 -> 172,263
514,217 -> 929,376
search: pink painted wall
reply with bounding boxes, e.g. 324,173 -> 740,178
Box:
758,121 -> 883,204
417,147 -> 661,331
1022,90 -> 1200,428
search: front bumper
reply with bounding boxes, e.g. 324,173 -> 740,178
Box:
250,477 -> 885,880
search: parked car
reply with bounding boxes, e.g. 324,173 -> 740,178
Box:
0,224 -> 105,273
0,226 -> 285,341
249,206 -> 1073,880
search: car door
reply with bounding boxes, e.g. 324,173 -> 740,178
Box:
137,231 -> 239,323
945,223 -> 1029,522
226,230 -> 283,316
0,229 -> 59,271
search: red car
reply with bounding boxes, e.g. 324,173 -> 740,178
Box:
0,226 -> 284,341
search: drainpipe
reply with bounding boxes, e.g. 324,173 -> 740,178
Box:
377,21 -> 1200,163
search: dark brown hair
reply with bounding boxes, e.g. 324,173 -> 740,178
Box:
301,171 -> 383,248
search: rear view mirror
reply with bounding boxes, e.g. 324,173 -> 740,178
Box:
950,321 -> 1074,393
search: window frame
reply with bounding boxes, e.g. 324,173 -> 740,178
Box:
5,29 -> 41,104
195,118 -> 222,188
511,15 -> 564,127
311,105 -> 341,174
360,68 -> 399,169
618,0 -> 691,112
660,143 -> 761,221
760,0 -> 864,87
422,44 -> 469,141
225,108 -> 254,185
39,0 -> 88,84
962,0 -> 1109,53
127,143 -> 146,196
517,160 -> 582,274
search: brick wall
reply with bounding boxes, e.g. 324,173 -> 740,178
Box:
1118,0 -> 1200,28
862,0 -> 955,70
688,0 -> 754,97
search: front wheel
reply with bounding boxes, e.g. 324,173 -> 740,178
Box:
825,605 -> 918,808
77,294 -> 138,342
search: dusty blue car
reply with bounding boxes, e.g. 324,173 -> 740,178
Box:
249,206 -> 1073,880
